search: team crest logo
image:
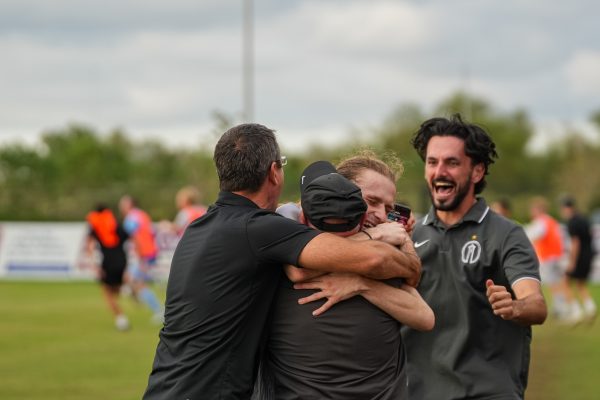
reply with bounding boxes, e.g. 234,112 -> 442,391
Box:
461,240 -> 481,264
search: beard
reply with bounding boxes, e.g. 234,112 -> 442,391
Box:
429,175 -> 472,212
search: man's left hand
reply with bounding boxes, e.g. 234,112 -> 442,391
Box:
294,273 -> 365,316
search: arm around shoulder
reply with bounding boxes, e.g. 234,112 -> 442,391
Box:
284,265 -> 325,283
360,281 -> 435,331
298,233 -> 421,282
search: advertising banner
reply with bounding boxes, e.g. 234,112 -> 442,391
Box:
0,222 -> 177,281
0,222 -> 92,279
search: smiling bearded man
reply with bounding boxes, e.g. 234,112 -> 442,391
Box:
400,114 -> 548,400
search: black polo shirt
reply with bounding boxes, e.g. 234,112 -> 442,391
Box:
401,198 -> 540,400
265,277 -> 407,399
143,191 -> 321,400
257,202 -> 408,399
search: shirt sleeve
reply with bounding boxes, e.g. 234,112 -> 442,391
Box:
566,218 -> 580,238
117,224 -> 129,242
123,216 -> 140,235
524,218 -> 546,242
502,224 -> 541,284
174,210 -> 189,230
247,211 -> 321,266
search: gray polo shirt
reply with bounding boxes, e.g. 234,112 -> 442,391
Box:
401,198 -> 540,400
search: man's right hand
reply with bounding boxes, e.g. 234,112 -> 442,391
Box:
363,222 -> 411,247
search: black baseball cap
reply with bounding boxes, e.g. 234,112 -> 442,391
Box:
300,161 -> 367,232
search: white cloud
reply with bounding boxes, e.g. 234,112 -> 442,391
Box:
250,1 -> 441,128
0,28 -> 243,129
289,1 -> 434,54
275,124 -> 351,154
565,50 -> 600,97
530,119 -> 599,153
0,0 -> 599,153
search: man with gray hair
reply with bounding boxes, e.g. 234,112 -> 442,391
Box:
142,123 -> 420,400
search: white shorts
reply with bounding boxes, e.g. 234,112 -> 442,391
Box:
539,258 -> 566,285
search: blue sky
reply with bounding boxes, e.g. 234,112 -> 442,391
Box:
1,0 -> 599,152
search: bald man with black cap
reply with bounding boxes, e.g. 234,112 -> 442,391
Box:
300,160 -> 368,233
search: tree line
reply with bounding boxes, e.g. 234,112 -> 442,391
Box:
1,92 -> 599,223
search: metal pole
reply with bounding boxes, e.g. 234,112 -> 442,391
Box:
461,65 -> 472,120
243,0 -> 254,122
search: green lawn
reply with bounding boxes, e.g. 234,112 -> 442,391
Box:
0,281 -> 163,400
528,285 -> 600,400
0,281 -> 598,399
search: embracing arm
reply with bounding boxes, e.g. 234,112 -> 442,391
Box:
284,264 -> 325,283
359,222 -> 420,286
486,278 -> 547,325
298,232 -> 421,282
287,221 -> 418,283
361,282 -> 434,331
295,275 -> 434,330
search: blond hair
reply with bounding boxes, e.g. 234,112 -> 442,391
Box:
336,149 -> 403,183
176,186 -> 201,207
530,196 -> 549,212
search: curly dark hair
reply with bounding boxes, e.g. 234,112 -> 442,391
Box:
411,113 -> 498,194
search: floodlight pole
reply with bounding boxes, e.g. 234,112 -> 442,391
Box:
243,0 -> 254,122
461,65 -> 472,120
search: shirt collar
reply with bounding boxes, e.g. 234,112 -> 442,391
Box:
215,191 -> 260,209
422,197 -> 490,227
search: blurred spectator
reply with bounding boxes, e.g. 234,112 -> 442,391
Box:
86,204 -> 130,331
119,195 -> 164,324
173,186 -> 207,236
526,196 -> 581,323
559,196 -> 597,322
491,197 -> 512,219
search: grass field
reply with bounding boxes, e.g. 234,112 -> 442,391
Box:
0,281 -> 162,400
0,281 -> 598,400
528,285 -> 600,400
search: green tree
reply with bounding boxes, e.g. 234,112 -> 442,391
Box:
0,145 -> 49,219
547,129 -> 600,213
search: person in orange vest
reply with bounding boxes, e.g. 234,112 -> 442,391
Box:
86,204 -> 130,331
173,186 -> 207,236
526,196 -> 582,323
119,195 -> 164,324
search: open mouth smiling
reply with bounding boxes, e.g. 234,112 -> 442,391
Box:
433,180 -> 455,197
363,220 -> 376,229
